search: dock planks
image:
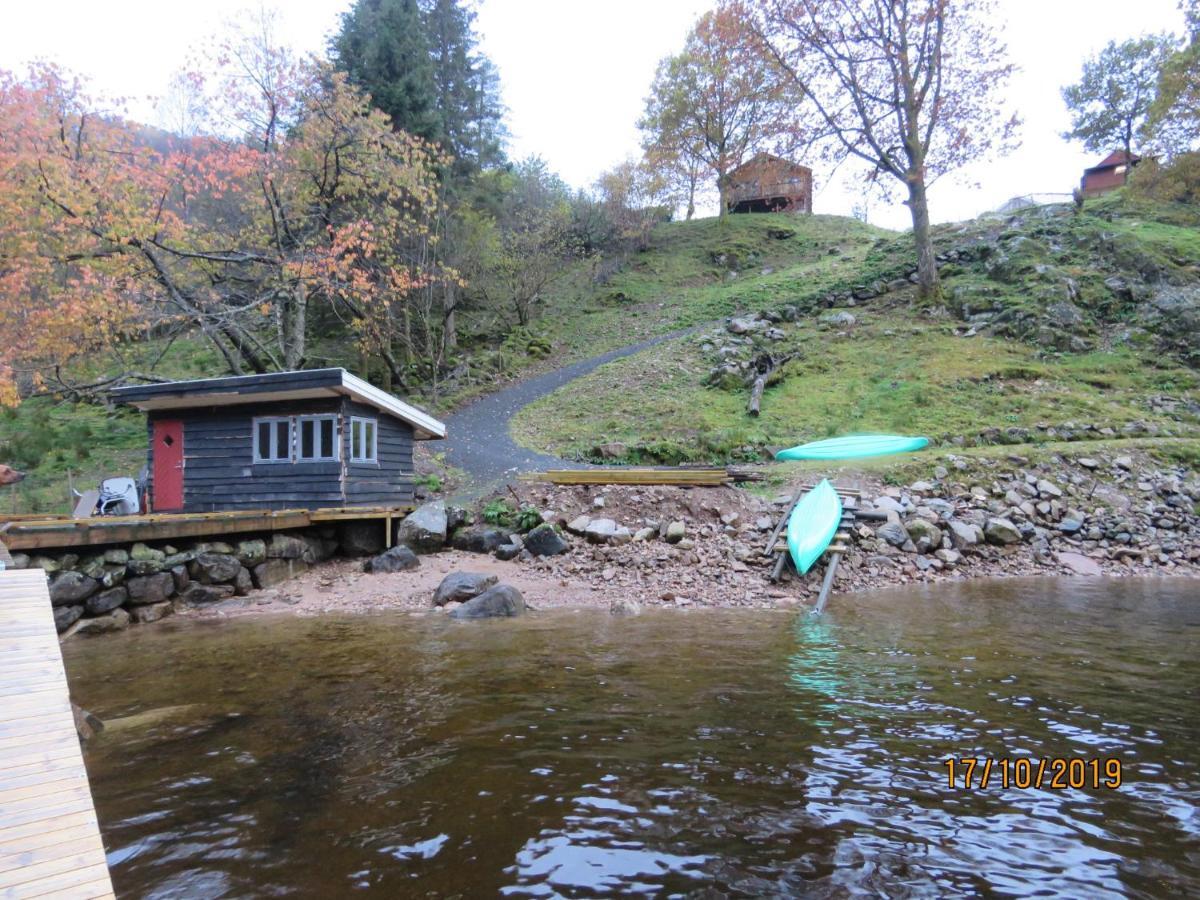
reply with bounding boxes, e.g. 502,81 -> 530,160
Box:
0,569 -> 114,900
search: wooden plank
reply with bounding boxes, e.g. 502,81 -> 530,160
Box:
0,571 -> 114,899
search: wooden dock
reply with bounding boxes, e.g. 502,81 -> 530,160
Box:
0,569 -> 114,898
0,504 -> 412,552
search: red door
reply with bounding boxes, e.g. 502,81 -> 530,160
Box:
152,419 -> 184,512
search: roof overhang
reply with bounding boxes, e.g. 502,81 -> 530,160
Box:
110,369 -> 447,440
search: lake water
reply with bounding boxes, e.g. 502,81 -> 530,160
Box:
65,577 -> 1200,898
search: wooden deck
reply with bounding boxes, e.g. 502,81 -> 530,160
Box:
0,505 -> 412,552
0,569 -> 115,899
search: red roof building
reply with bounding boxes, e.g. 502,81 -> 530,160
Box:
1080,150 -> 1142,197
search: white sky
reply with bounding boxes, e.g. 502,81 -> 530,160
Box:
0,0 -> 1188,229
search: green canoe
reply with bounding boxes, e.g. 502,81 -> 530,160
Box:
787,479 -> 842,575
775,433 -> 929,461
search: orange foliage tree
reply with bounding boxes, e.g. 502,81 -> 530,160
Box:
0,29 -> 446,404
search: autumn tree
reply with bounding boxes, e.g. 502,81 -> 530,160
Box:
640,4 -> 791,217
750,0 -> 1018,300
594,160 -> 670,252
1147,1 -> 1200,154
476,158 -> 576,327
0,32 -> 446,403
1062,34 -> 1177,174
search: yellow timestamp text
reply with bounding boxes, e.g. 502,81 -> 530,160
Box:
944,757 -> 1122,790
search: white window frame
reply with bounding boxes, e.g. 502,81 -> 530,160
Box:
349,416 -> 378,464
296,414 -> 340,462
253,416 -> 293,464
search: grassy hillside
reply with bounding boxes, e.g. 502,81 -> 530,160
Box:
4,194 -> 1197,512
513,196 -> 1200,464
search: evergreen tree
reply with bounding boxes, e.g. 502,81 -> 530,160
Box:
331,0 -> 441,142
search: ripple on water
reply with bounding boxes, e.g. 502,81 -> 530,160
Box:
65,576 -> 1200,897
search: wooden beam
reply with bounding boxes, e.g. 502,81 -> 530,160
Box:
1,505 -> 414,552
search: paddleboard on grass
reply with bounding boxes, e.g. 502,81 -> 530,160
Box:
787,479 -> 842,575
775,434 -> 929,461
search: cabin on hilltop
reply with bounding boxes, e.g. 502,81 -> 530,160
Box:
111,369 -> 446,514
1080,150 -> 1143,197
726,153 -> 813,215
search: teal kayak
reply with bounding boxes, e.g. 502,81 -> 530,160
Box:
775,434 -> 929,461
787,479 -> 842,574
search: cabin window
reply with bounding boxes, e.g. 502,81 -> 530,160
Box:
253,417 -> 292,463
350,417 -> 378,464
297,415 -> 339,461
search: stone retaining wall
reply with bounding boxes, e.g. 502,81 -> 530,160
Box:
5,521 -> 389,636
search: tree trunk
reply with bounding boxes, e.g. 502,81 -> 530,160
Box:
443,282 -> 458,350
906,175 -> 940,301
748,375 -> 766,416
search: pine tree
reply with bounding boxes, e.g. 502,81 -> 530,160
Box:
422,0 -> 506,174
331,0 -> 441,142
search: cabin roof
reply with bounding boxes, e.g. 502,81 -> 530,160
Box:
1085,150 -> 1141,173
111,368 -> 447,440
728,152 -> 812,178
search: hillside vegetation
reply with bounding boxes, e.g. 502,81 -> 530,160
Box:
4,194 -> 1198,513
513,195 -> 1200,465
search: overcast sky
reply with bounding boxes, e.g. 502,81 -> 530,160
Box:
0,0 -> 1188,229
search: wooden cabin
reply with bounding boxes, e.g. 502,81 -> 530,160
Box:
1080,150 -> 1142,197
111,369 -> 446,513
726,153 -> 813,215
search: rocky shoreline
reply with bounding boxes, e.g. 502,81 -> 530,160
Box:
9,444 -> 1196,631
175,444 -> 1199,621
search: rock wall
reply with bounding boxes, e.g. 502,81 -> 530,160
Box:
6,522 -> 384,636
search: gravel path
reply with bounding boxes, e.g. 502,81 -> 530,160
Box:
443,328 -> 694,493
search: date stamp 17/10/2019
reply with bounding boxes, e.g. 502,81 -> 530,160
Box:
944,757 -> 1123,790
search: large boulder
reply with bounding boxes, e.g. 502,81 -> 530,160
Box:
584,518 -> 619,543
1056,551 -> 1102,576
177,583 -> 236,605
235,539 -> 267,567
251,558 -> 309,589
905,519 -> 942,554
126,572 -> 176,605
396,501 -> 448,553
127,543 -> 166,575
364,545 -> 421,573
267,533 -> 308,560
876,521 -> 910,548
946,520 -> 983,550
190,553 -> 242,584
49,572 -> 99,606
54,605 -> 84,633
451,525 -> 513,554
523,524 -> 569,557
433,572 -> 499,607
664,521 -> 687,544
73,608 -> 131,636
449,584 -> 525,619
234,567 -> 254,596
86,586 -> 128,616
984,517 -> 1022,545
130,602 -> 173,625
339,522 -> 385,557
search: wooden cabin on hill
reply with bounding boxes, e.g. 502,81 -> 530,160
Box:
111,369 -> 446,513
726,153 -> 813,215
1080,150 -> 1143,197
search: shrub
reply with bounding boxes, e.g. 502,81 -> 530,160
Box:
482,499 -> 514,527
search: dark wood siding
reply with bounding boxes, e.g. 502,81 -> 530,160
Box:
150,399 -> 345,512
144,397 -> 415,512
342,399 -> 415,506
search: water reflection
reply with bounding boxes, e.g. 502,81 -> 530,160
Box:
64,578 -> 1200,897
